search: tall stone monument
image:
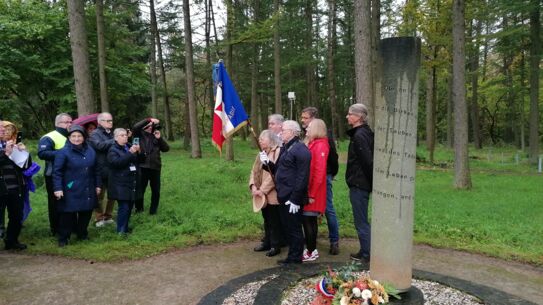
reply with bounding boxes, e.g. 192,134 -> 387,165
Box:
370,37 -> 421,291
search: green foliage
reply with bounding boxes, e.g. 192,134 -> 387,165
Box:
0,0 -> 150,135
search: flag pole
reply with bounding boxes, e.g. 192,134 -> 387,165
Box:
247,119 -> 276,184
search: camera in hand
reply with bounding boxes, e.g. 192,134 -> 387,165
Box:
152,123 -> 161,132
16,132 -> 23,144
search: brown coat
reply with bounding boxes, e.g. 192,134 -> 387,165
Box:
249,146 -> 280,207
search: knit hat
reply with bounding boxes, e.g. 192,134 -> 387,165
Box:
68,124 -> 87,138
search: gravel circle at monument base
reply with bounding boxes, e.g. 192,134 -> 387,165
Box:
198,262 -> 539,305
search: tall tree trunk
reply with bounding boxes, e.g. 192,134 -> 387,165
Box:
183,100 -> 190,150
327,0 -> 339,139
67,0 -> 95,115
305,0 -> 315,105
446,71 -> 454,148
426,61 -> 437,164
183,0 -> 201,158
452,0 -> 472,189
528,0 -> 540,164
149,0 -> 158,118
273,0 -> 282,114
225,0 -> 235,161
519,51 -> 526,152
250,0 -> 261,137
354,0 -> 373,125
206,0 -> 215,123
469,19 -> 482,149
153,21 -> 173,140
95,0 -> 108,112
370,0 -> 380,130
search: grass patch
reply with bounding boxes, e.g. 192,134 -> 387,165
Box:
16,139 -> 543,265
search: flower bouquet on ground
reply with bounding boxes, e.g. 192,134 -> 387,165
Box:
311,263 -> 401,305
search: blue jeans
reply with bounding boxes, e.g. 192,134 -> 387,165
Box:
117,200 -> 134,233
349,187 -> 371,259
325,175 -> 339,243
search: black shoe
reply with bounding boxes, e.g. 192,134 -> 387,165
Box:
254,243 -> 270,252
350,251 -> 370,263
5,242 -> 27,250
78,235 -> 89,241
277,258 -> 302,266
329,242 -> 339,255
266,248 -> 281,257
58,240 -> 68,247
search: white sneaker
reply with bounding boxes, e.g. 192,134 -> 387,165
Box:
95,220 -> 106,228
302,249 -> 319,262
103,219 -> 115,225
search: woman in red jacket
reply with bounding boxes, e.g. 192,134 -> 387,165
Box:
302,119 -> 329,262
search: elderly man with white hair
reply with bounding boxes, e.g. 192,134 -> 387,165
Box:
259,120 -> 311,266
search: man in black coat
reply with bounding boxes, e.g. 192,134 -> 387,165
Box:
88,112 -> 116,227
131,118 -> 170,215
260,120 -> 311,265
345,103 -> 374,263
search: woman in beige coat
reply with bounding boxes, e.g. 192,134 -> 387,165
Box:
249,130 -> 282,257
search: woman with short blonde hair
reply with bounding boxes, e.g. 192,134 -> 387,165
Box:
302,118 -> 329,262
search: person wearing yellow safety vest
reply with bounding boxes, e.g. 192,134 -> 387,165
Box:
38,113 -> 72,236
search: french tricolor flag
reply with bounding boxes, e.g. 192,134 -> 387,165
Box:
212,61 -> 248,153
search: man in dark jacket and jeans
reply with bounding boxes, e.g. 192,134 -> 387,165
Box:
89,112 -> 116,227
260,120 -> 311,266
345,103 -> 374,263
132,118 -> 170,215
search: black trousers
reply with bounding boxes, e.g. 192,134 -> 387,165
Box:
0,191 -> 24,245
0,198 -> 5,230
261,204 -> 282,249
135,168 -> 161,214
278,203 -> 304,263
57,210 -> 93,242
45,175 -> 58,234
302,215 -> 319,252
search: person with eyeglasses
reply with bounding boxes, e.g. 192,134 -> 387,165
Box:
107,128 -> 142,235
38,113 -> 73,236
345,103 -> 374,263
259,120 -> 311,266
89,112 -> 116,227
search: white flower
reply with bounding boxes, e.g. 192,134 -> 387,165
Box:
340,296 -> 351,305
362,301 -> 369,305
352,287 -> 362,298
378,296 -> 385,303
361,289 -> 372,300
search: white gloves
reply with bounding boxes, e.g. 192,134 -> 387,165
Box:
259,151 -> 270,164
285,200 -> 300,214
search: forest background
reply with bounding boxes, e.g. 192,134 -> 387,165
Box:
0,0 -> 542,264
0,0 -> 541,169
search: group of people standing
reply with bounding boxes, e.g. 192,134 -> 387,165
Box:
249,103 -> 374,266
0,112 -> 169,250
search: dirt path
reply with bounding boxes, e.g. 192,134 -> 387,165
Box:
1,240 -> 542,305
